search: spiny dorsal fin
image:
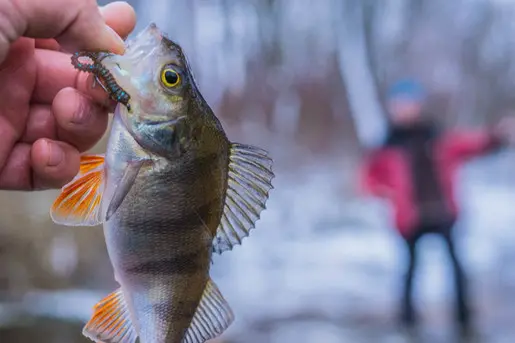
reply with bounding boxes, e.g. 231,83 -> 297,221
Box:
212,143 -> 274,254
83,288 -> 138,343
182,278 -> 234,343
50,154 -> 106,226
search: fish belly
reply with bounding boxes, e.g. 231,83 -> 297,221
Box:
104,164 -> 222,343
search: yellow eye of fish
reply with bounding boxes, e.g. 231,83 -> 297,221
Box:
161,68 -> 181,88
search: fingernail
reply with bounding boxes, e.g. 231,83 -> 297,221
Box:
72,105 -> 91,125
45,141 -> 64,167
103,25 -> 126,55
68,89 -> 92,125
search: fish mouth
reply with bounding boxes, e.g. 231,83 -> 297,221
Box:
92,23 -> 165,106
94,52 -> 138,101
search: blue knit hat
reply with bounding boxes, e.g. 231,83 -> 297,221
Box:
387,78 -> 426,102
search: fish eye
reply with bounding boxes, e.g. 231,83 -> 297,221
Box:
160,67 -> 181,88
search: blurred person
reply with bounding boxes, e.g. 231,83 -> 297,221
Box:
0,0 -> 136,191
359,78 -> 515,334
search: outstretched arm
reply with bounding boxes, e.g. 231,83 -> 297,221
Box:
440,130 -> 502,162
442,116 -> 515,162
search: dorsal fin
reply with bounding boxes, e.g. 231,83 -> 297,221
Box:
50,154 -> 106,226
212,143 -> 274,254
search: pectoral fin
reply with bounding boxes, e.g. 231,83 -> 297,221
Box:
212,143 -> 274,254
51,155 -> 147,226
83,288 -> 137,343
50,154 -> 106,226
182,278 -> 234,343
105,160 -> 146,222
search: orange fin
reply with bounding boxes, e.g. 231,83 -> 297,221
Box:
50,154 -> 105,227
83,288 -> 137,343
78,155 -> 106,176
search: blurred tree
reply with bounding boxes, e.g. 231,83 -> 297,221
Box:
336,0 -> 387,149
339,0 -> 515,149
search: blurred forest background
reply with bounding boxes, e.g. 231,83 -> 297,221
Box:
3,0 -> 515,342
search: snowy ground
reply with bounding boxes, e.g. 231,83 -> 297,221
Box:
206,150 -> 515,343
2,151 -> 515,343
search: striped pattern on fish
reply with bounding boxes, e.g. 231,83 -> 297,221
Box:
49,23 -> 274,343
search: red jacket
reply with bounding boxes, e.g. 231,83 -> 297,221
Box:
359,130 -> 501,238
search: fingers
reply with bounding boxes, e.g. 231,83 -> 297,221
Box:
1,87 -> 108,190
22,97 -> 109,151
52,88 -> 109,152
6,0 -> 129,53
31,139 -> 80,190
0,140 -> 79,190
34,38 -> 60,51
33,49 -> 117,106
0,143 -> 32,190
20,104 -> 56,143
33,2 -> 136,53
100,2 -> 137,41
31,1 -> 137,104
0,0 -> 136,63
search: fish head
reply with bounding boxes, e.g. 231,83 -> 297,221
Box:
99,23 -> 200,131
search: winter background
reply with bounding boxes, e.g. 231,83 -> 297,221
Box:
2,0 -> 515,342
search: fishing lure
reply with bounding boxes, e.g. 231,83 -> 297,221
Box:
71,52 -> 132,111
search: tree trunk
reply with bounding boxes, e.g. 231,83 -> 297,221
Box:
336,0 -> 387,149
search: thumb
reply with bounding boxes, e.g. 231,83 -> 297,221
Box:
0,0 -> 129,61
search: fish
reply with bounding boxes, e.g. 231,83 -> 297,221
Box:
49,23 -> 274,343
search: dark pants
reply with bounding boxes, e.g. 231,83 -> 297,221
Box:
401,220 -> 471,328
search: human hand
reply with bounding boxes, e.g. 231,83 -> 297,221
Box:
0,0 -> 136,191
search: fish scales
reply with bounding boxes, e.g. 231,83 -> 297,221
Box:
50,22 -> 274,343
105,117 -> 227,342
105,122 -> 227,342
